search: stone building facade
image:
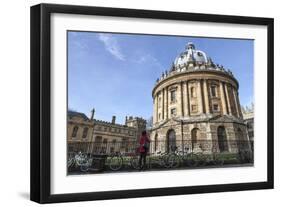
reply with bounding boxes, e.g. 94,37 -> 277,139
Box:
150,43 -> 251,154
67,109 -> 146,154
242,105 -> 254,151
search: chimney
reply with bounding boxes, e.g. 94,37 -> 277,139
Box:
112,116 -> 116,124
125,116 -> 128,125
90,108 -> 95,120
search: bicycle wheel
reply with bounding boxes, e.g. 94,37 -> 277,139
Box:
67,157 -> 74,168
167,154 -> 180,168
108,155 -> 123,171
160,153 -> 171,168
80,164 -> 89,172
130,155 -> 140,170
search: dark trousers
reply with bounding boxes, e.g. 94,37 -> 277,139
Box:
139,152 -> 147,169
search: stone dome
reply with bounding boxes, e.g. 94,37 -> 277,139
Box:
150,42 -> 250,157
155,42 -> 235,84
174,42 -> 208,68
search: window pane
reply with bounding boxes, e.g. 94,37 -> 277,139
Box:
171,90 -> 176,102
82,127 -> 88,138
211,85 -> 217,97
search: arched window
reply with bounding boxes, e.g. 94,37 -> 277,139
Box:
211,85 -> 217,97
167,129 -> 176,152
217,126 -> 228,152
82,127 -> 88,138
191,128 -> 199,150
170,90 -> 176,102
191,87 -> 196,98
158,96 -> 161,107
72,126 -> 79,137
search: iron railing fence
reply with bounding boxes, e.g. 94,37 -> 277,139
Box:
68,139 -> 253,156
67,139 -> 254,173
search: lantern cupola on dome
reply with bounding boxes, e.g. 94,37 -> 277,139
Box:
174,42 -> 208,68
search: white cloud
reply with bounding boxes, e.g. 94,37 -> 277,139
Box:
134,53 -> 163,69
73,40 -> 88,50
98,34 -> 125,61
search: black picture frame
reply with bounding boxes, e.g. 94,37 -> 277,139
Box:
30,3 -> 274,204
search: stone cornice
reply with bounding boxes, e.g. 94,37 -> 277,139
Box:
152,69 -> 239,97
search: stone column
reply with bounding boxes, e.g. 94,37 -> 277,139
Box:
153,96 -> 156,124
165,87 -> 169,119
224,83 -> 232,115
155,93 -> 158,122
203,79 -> 210,114
183,81 -> 188,116
198,80 -> 204,114
219,81 -> 227,115
180,82 -> 184,116
235,90 -> 243,118
186,81 -> 190,116
232,86 -> 240,118
162,89 -> 165,120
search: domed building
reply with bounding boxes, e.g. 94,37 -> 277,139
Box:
150,43 -> 251,154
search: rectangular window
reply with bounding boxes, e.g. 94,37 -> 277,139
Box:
171,90 -> 176,102
213,104 -> 219,111
191,105 -> 197,112
171,108 -> 177,116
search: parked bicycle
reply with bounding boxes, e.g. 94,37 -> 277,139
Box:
148,151 -> 175,169
68,151 -> 107,172
106,152 -> 123,171
168,146 -> 201,168
67,151 -> 92,172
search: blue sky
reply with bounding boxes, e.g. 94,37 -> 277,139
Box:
68,31 -> 254,124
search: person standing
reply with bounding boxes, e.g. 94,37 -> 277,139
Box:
138,131 -> 150,170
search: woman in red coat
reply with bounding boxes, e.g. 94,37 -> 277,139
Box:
138,131 -> 150,170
